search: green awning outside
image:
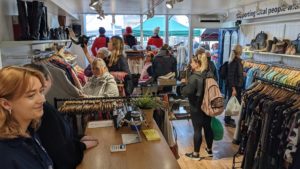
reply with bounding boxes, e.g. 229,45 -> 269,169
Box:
129,16 -> 202,37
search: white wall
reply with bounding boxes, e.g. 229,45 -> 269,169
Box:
0,0 -> 81,68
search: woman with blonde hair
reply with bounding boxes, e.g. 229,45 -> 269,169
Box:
107,35 -> 133,96
83,58 -> 119,97
0,66 -> 54,169
181,53 -> 214,160
225,44 -> 244,128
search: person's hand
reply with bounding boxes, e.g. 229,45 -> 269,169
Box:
81,135 -> 98,141
181,78 -> 187,84
232,87 -> 237,97
69,29 -> 76,39
243,72 -> 247,77
82,140 -> 98,149
82,44 -> 88,53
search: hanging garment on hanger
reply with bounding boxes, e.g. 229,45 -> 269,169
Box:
176,46 -> 189,72
45,63 -> 81,106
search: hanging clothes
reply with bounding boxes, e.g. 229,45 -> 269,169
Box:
45,63 -> 81,106
235,82 -> 300,169
176,46 -> 189,72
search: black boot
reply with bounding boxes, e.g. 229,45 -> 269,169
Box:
28,1 -> 43,40
39,3 -> 49,40
16,0 -> 30,40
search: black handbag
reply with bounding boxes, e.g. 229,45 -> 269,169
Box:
292,33 -> 300,54
250,31 -> 268,50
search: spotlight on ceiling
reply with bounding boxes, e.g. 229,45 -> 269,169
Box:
90,0 -> 99,7
166,0 -> 173,9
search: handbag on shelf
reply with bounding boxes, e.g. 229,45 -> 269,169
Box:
291,33 -> 300,54
271,38 -> 290,54
250,31 -> 268,50
286,44 -> 297,55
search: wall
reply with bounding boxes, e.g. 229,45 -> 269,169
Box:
191,15 -> 222,28
0,0 -> 81,68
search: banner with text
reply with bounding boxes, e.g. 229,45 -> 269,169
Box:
236,4 -> 300,19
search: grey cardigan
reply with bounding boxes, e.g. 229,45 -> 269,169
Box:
83,72 -> 119,97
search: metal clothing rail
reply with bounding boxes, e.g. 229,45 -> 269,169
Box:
255,76 -> 300,92
244,60 -> 300,71
54,95 -> 163,109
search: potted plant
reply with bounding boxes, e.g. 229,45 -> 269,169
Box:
133,95 -> 162,128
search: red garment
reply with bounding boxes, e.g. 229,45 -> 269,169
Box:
147,36 -> 163,48
91,36 -> 108,56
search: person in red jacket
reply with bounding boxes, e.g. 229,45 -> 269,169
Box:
91,27 -> 110,56
147,27 -> 163,48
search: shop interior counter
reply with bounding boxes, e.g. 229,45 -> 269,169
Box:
76,121 -> 181,169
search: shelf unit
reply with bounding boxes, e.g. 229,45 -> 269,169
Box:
0,40 -> 72,68
243,51 -> 300,58
243,50 -> 300,68
0,40 -> 71,48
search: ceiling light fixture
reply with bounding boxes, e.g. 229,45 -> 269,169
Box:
166,0 -> 173,9
89,0 -> 99,9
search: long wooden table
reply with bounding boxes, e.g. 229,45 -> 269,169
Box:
77,121 -> 181,169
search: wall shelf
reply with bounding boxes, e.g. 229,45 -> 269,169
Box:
243,51 -> 300,59
0,40 -> 71,48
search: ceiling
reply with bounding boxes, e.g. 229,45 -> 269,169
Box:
80,0 -> 263,16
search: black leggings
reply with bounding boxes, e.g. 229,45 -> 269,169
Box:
191,111 -> 213,152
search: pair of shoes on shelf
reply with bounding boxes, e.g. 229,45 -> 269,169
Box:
185,152 -> 203,161
205,148 -> 213,157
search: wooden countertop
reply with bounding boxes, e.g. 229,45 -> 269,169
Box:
77,122 -> 181,169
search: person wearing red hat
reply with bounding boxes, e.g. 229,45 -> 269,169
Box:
123,26 -> 137,48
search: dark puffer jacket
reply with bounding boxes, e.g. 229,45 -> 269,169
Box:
227,58 -> 243,88
152,50 -> 177,80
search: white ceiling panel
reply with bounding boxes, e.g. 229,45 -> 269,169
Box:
79,0 -> 264,15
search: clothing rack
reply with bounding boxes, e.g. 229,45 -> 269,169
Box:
233,77 -> 300,169
54,95 -> 162,109
244,60 -> 300,71
255,76 -> 300,92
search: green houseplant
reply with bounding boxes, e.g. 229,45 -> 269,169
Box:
133,96 -> 162,128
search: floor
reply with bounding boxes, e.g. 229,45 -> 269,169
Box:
172,116 -> 242,169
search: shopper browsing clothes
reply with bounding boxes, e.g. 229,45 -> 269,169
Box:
0,66 -> 53,169
82,58 -> 119,97
139,52 -> 154,82
195,47 -> 218,81
123,26 -> 137,48
24,63 -> 99,169
224,44 -> 244,127
147,27 -> 163,48
91,27 -> 110,56
181,53 -> 214,160
107,35 -> 133,96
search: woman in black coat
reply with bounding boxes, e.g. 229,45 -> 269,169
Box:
24,63 -> 98,169
181,53 -> 214,160
225,44 -> 244,127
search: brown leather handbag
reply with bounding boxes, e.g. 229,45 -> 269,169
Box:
271,39 -> 290,54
